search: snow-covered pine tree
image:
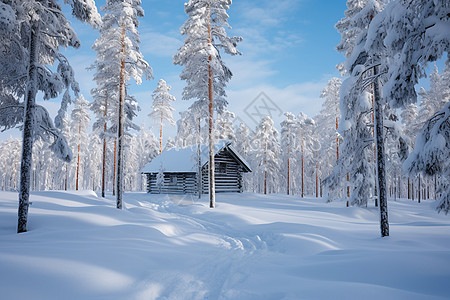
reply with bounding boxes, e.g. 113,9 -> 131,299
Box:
86,130 -> 103,191
281,112 -> 298,195
233,122 -> 253,192
252,116 -> 282,194
90,86 -> 112,197
330,0 -> 384,205
417,64 -> 450,128
70,94 -> 91,190
399,103 -> 418,199
357,0 -> 450,228
175,104 -> 208,149
93,0 -> 152,209
0,138 -> 21,191
334,0 -> 392,236
315,78 -> 342,185
0,0 -> 101,233
134,124 -> 159,191
148,79 -> 176,154
215,109 -> 235,141
295,112 -> 319,197
175,103 -> 208,198
404,102 -> 450,214
401,104 -> 419,146
173,0 -> 242,208
364,0 -> 450,109
411,64 -> 450,202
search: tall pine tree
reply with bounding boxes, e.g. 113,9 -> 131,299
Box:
174,0 -> 241,208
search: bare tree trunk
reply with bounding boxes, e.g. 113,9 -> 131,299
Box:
435,175 -> 437,200
159,112 -> 163,154
287,157 -> 290,195
301,135 -> 304,198
373,65 -> 389,237
336,116 -> 339,160
207,7 -> 215,208
101,92 -> 108,198
264,171 -> 267,195
76,124 -> 81,190
198,119 -> 202,199
18,22 -> 40,233
116,24 -> 126,209
408,177 -> 411,199
264,139 -> 268,195
418,173 -> 421,204
316,151 -> 319,197
113,140 -> 116,196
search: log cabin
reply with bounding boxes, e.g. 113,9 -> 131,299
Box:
141,142 -> 252,194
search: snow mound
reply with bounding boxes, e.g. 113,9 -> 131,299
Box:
1,191 -> 450,300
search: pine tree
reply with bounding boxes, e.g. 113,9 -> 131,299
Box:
358,0 -> 450,232
93,0 -> 152,209
215,109 -> 235,141
417,64 -> 450,128
233,122 -> 253,192
404,102 -> 450,213
70,94 -> 91,190
174,0 -> 242,208
315,78 -> 342,188
364,0 -> 450,108
296,112 -> 318,197
281,112 -> 297,195
252,116 -> 281,194
0,0 -> 100,233
148,79 -> 176,154
334,0 -> 390,236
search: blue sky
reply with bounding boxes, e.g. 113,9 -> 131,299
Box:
1,0 -> 436,142
63,0 -> 348,135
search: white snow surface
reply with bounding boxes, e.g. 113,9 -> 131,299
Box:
1,190 -> 450,300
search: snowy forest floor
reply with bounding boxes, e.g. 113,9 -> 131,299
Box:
0,191 -> 449,300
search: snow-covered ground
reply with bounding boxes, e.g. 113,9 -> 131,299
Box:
1,191 -> 449,300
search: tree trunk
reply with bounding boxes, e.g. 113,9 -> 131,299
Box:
336,116 -> 339,160
287,157 -> 290,195
76,124 -> 81,191
418,173 -> 421,204
264,139 -> 268,195
18,22 -> 40,233
373,65 -> 389,237
301,135 -> 304,198
264,171 -> 267,195
101,92 -> 108,198
116,24 -> 126,209
435,175 -> 437,200
198,119 -> 202,199
113,140 -> 116,196
408,177 -> 411,199
207,7 -> 215,208
160,111 -> 163,154
316,151 -> 319,198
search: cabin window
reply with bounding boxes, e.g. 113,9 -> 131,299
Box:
216,162 -> 227,174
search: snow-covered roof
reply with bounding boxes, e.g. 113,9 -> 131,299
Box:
141,147 -> 197,173
141,142 -> 252,174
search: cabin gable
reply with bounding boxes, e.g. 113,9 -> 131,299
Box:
201,147 -> 243,193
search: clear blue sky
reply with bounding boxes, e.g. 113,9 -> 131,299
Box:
64,0 -> 348,135
2,0 -> 435,142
